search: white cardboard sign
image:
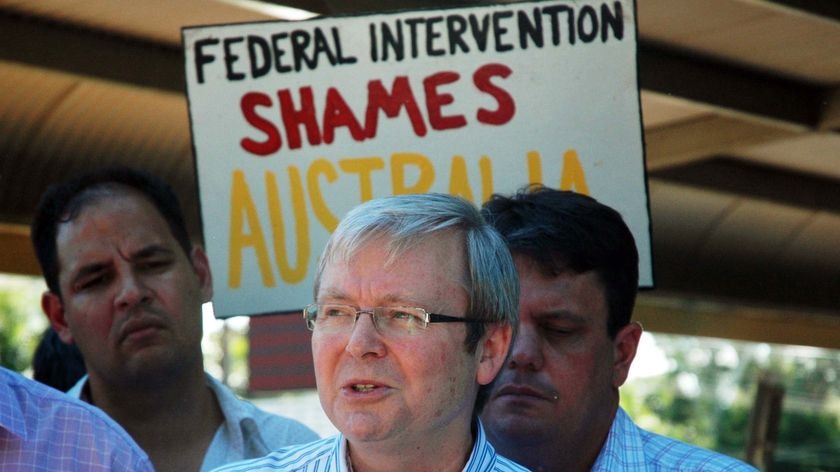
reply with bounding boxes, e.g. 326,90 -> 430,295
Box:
183,0 -> 651,318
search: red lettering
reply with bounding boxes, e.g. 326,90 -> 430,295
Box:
322,87 -> 366,144
240,92 -> 281,156
278,87 -> 321,150
474,63 -> 515,125
423,71 -> 467,131
238,63 -> 516,157
365,77 -> 428,139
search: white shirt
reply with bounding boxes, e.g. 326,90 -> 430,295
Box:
68,373 -> 319,471
210,419 -> 530,472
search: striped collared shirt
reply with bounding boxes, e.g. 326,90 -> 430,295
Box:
212,419 -> 529,471
0,367 -> 153,471
592,407 -> 758,471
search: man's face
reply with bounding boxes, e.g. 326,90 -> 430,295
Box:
313,232 -> 501,446
44,192 -> 212,387
482,255 -> 639,461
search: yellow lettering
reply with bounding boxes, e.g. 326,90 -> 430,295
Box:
527,150 -> 543,185
391,152 -> 434,195
228,170 -> 275,288
479,156 -> 493,203
265,169 -> 310,283
339,157 -> 385,203
307,159 -> 339,232
560,149 -> 589,195
448,155 -> 474,202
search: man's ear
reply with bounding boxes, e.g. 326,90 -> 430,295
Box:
42,291 -> 74,344
476,323 -> 513,386
612,321 -> 642,388
190,245 -> 214,303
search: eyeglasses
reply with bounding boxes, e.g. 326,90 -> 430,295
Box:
303,303 -> 484,337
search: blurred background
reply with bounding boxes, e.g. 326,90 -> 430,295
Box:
1,1 -> 838,470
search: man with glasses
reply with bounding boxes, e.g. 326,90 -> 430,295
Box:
214,193 -> 528,472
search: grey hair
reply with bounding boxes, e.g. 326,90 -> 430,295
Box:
314,193 -> 518,412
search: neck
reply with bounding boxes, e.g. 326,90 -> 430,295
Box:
487,405 -> 617,472
86,368 -> 224,472
347,423 -> 475,472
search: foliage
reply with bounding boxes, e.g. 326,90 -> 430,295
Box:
0,275 -> 48,372
621,333 -> 839,471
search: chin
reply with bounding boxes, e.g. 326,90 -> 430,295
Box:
485,412 -> 549,441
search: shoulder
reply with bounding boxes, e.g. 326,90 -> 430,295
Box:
638,425 -> 758,471
469,420 -> 531,472
1,368 -> 153,471
241,399 -> 319,443
206,374 -> 319,444
210,436 -> 339,472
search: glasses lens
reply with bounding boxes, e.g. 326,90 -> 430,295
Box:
306,304 -> 355,332
306,305 -> 430,336
377,307 -> 427,336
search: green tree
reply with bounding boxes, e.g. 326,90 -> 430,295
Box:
0,275 -> 48,372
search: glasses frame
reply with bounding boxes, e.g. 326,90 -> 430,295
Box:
303,303 -> 484,333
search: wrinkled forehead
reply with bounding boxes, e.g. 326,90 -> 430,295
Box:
316,229 -> 469,295
55,189 -> 172,257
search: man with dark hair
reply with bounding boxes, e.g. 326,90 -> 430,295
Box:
215,193 -> 526,472
480,185 -> 756,472
31,166 -> 317,472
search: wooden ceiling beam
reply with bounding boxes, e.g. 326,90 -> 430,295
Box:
636,293 -> 840,350
0,224 -> 40,277
638,40 -> 828,129
644,114 -> 801,170
819,86 -> 840,131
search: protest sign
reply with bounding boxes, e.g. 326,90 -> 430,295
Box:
183,0 -> 650,317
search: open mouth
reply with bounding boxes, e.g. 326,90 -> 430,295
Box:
352,384 -> 376,392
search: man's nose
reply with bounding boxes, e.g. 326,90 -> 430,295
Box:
345,312 -> 386,359
114,271 -> 151,309
507,325 -> 544,371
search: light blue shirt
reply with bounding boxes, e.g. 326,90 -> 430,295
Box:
592,407 -> 758,471
211,419 -> 530,472
68,373 -> 319,471
0,367 -> 153,472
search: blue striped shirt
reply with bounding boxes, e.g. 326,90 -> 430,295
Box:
212,419 -> 529,472
592,407 -> 758,471
0,367 -> 153,472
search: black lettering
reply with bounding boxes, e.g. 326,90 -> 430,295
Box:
369,23 -> 378,62
493,11 -> 514,52
247,35 -> 271,79
312,27 -> 337,66
194,38 -> 219,84
446,15 -> 470,54
405,18 -> 424,59
271,32 -> 292,73
223,37 -> 246,81
332,27 -> 357,64
381,20 -> 405,61
426,16 -> 445,56
518,8 -> 543,49
291,30 -> 314,71
578,6 -> 598,43
468,14 -> 491,52
602,1 -> 624,41
542,5 -> 575,45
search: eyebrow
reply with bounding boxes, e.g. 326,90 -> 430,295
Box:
131,244 -> 176,260
69,244 -> 175,283
317,289 -> 416,306
536,310 -> 589,325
